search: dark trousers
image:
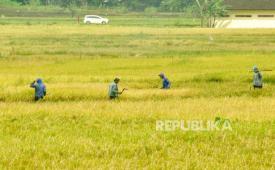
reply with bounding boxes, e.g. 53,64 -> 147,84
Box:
109,96 -> 117,100
35,96 -> 43,101
254,85 -> 263,89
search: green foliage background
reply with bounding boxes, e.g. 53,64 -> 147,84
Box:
2,0 -> 197,12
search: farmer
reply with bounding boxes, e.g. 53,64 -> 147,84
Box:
252,66 -> 263,89
30,78 -> 47,101
159,73 -> 171,89
108,77 -> 127,99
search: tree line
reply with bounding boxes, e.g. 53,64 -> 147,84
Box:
8,0 -> 227,27
10,0 -> 223,12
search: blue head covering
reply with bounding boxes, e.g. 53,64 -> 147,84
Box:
37,78 -> 43,84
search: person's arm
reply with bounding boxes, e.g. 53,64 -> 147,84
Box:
258,73 -> 262,80
30,81 -> 36,88
43,86 -> 47,96
118,88 -> 128,95
117,89 -> 124,95
161,79 -> 165,89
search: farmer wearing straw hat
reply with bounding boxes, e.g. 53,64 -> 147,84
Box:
252,66 -> 263,89
30,78 -> 47,101
108,77 -> 127,99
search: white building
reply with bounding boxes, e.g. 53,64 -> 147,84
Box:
216,0 -> 275,28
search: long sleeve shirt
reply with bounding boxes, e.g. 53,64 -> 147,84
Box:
109,82 -> 119,97
30,82 -> 46,98
253,72 -> 263,87
162,77 -> 171,89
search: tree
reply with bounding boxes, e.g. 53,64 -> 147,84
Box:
207,0 -> 227,27
8,0 -> 203,14
195,0 -> 227,28
160,0 -> 194,12
12,0 -> 31,5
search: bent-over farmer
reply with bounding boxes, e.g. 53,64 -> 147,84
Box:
159,73 -> 171,89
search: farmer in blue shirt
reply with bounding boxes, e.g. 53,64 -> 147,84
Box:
159,73 -> 171,89
108,77 -> 127,99
30,78 -> 46,101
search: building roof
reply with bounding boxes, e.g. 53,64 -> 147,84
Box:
224,0 -> 275,10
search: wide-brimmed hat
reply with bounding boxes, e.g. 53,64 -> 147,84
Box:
114,77 -> 120,81
253,66 -> 259,72
159,73 -> 165,77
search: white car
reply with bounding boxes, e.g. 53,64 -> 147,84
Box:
84,15 -> 109,24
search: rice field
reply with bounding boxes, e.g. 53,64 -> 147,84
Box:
0,18 -> 274,169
